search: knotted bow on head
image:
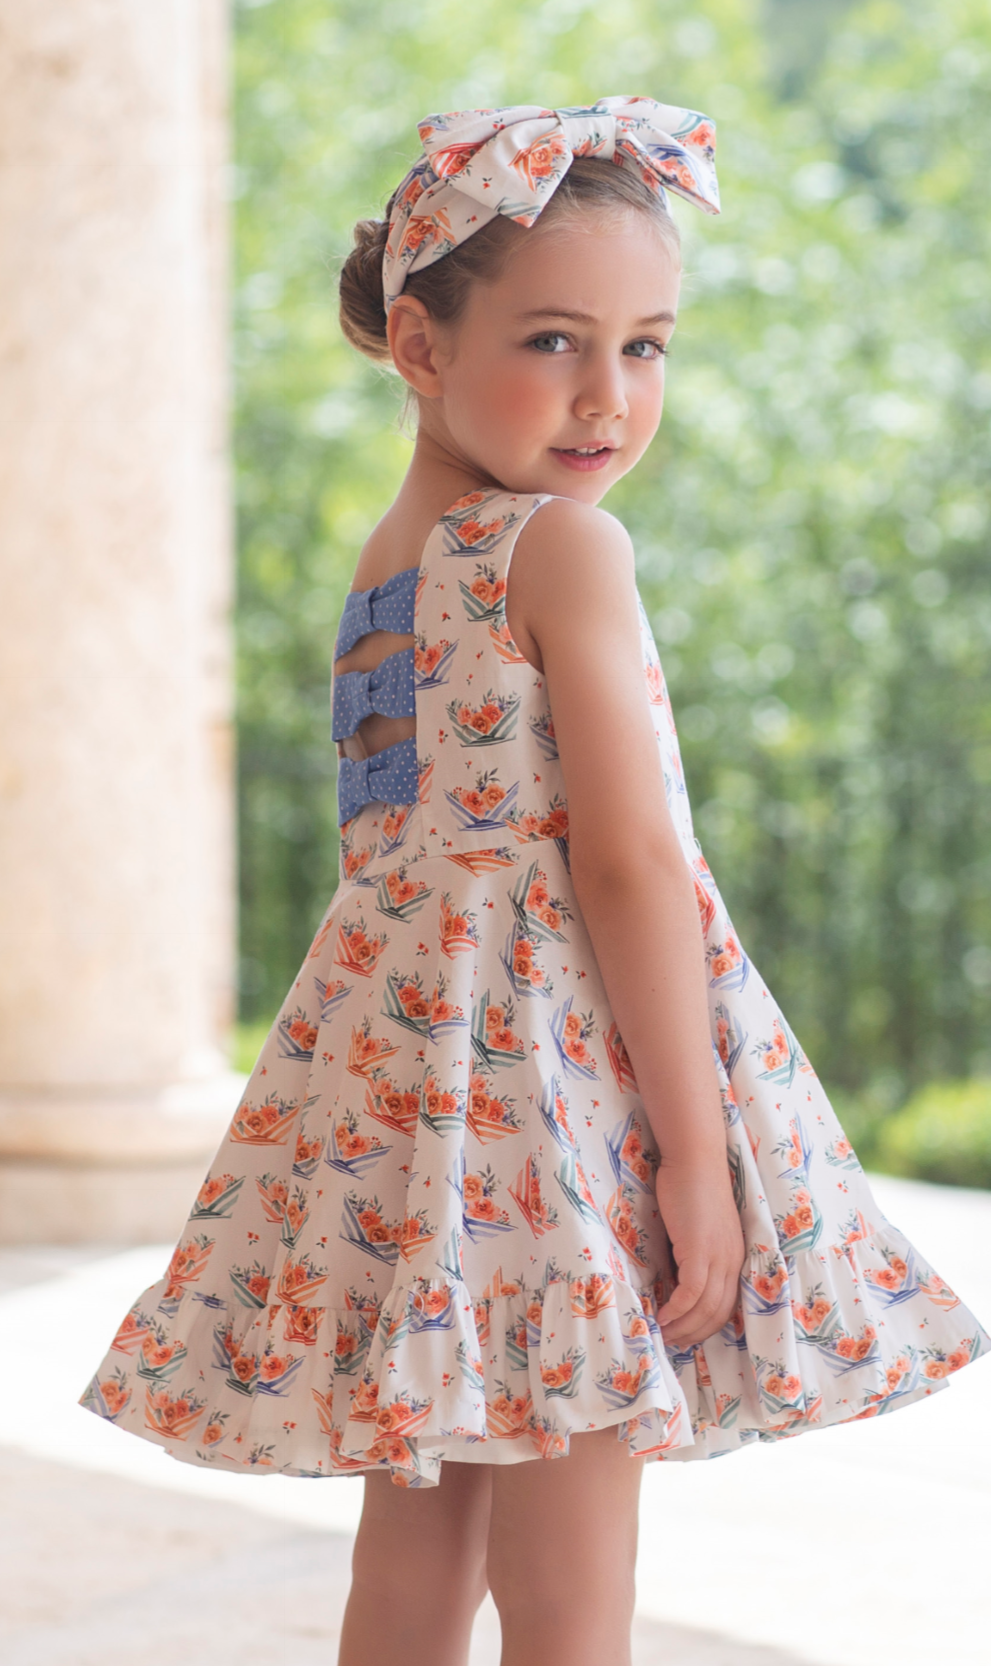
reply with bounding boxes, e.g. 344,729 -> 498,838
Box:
382,96 -> 719,313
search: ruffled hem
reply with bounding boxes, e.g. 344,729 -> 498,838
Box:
78,1215 -> 988,1487
663,1213 -> 987,1462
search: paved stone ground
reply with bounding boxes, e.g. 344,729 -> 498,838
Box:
0,1444 -> 812,1666
0,1244 -> 111,1296
12,1185 -> 990,1666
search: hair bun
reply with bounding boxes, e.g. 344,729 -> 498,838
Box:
339,213 -> 391,361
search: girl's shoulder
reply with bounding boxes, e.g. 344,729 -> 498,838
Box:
509,493 -> 637,624
521,490 -> 630,542
518,493 -> 633,570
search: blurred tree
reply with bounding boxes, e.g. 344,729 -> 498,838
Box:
233,0 -> 991,1111
760,0 -> 858,99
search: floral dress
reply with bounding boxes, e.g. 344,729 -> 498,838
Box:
80,487 -> 989,1486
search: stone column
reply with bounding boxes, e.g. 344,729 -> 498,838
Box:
0,0 -> 239,1242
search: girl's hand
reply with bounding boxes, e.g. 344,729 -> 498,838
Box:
653,1157 -> 745,1351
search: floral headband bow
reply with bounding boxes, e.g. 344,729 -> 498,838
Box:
382,95 -> 719,313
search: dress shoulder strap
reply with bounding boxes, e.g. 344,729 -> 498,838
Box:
432,488 -> 548,563
414,488 -> 569,857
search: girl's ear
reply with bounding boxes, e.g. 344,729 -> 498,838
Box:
387,296 -> 444,399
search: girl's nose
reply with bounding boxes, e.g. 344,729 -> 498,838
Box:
573,357 -> 629,423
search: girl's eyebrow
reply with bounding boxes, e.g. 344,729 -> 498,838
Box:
516,307 -> 677,325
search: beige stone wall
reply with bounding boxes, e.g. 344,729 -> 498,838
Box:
0,1 -> 238,1240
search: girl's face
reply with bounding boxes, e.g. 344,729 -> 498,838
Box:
421,209 -> 681,503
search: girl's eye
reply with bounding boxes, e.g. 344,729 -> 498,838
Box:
529,332 -> 571,353
624,338 -> 668,360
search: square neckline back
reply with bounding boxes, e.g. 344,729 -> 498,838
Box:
342,485 -> 511,601
334,487 -> 516,665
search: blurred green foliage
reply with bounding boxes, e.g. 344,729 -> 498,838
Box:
233,0 -> 991,1117
232,1019 -> 276,1074
871,1079 -> 991,1187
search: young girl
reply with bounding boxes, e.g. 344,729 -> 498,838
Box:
81,98 -> 988,1666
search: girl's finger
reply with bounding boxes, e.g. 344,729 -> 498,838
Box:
665,1270 -> 740,1349
705,1274 -> 738,1343
655,1224 -> 677,1300
658,1273 -> 722,1342
654,1259 -> 708,1328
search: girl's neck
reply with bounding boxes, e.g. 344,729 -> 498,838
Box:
395,424 -> 504,522
348,428 -> 502,591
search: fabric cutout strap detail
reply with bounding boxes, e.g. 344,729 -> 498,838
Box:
335,566 -> 418,657
332,647 -> 416,741
337,735 -> 418,826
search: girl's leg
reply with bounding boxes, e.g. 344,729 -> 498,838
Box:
337,1461 -> 493,1666
486,1426 -> 645,1666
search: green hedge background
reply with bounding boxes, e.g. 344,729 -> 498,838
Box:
232,0 -> 991,1171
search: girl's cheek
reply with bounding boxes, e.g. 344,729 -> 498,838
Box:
490,373 -> 544,430
511,365 -> 558,419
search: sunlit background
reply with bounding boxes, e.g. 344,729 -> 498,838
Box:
233,0 -> 991,1185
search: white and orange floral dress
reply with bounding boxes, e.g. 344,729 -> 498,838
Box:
80,487 -> 989,1486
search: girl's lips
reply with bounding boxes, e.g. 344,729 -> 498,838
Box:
549,445 -> 616,473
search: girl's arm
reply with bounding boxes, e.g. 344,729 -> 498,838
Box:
509,498 -> 744,1349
